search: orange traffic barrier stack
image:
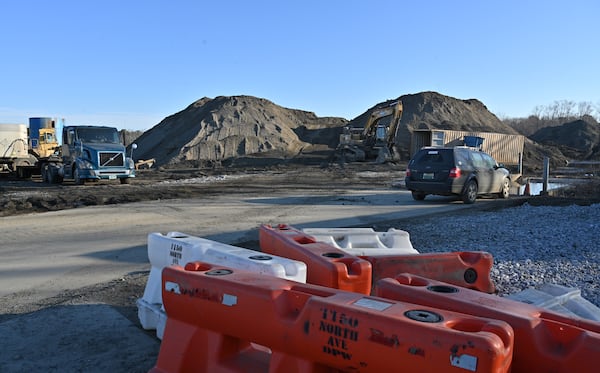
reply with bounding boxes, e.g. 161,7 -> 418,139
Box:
366,250 -> 496,293
259,224 -> 373,295
151,261 -> 514,373
375,273 -> 600,373
261,224 -> 494,294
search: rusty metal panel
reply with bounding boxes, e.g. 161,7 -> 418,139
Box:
411,130 -> 524,165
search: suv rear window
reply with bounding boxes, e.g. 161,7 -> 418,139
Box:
411,149 -> 454,167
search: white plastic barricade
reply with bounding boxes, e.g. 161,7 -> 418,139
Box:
302,227 -> 419,256
507,283 -> 600,322
137,231 -> 307,339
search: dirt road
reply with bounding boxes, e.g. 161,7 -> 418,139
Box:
0,163 -> 406,217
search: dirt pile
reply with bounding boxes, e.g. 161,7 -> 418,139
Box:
348,91 -> 520,159
132,96 -> 347,168
530,116 -> 600,160
130,91 -> 591,169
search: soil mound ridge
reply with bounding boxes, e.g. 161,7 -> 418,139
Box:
348,91 -> 520,159
130,91 -> 595,168
132,96 -> 347,167
530,116 -> 600,160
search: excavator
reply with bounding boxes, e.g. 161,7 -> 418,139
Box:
337,100 -> 403,163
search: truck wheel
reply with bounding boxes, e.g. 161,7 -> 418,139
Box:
41,166 -> 49,183
74,168 -> 85,185
46,165 -> 61,184
48,168 -> 55,184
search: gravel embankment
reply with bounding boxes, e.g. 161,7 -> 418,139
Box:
388,202 -> 600,307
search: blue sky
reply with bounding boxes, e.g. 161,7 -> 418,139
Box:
1,0 -> 598,130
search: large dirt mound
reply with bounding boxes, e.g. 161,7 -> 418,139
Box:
348,91 -> 520,159
530,116 -> 600,160
131,91 -> 587,169
132,96 -> 347,167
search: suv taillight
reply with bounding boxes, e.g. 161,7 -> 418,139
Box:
449,167 -> 461,178
406,168 -> 411,177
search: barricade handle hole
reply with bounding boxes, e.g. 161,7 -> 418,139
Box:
459,251 -> 484,264
249,255 -> 273,261
395,275 -> 429,287
446,320 -> 484,333
463,268 -> 478,284
295,236 -> 316,244
322,252 -> 344,258
427,285 -> 459,293
184,262 -> 212,272
206,269 -> 233,276
405,310 -> 443,323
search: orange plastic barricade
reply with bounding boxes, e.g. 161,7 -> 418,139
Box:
375,274 -> 600,373
366,251 -> 496,293
151,262 -> 514,373
259,224 -> 373,295
263,224 -> 494,294
302,227 -> 494,293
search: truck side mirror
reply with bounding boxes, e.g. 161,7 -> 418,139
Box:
129,143 -> 138,159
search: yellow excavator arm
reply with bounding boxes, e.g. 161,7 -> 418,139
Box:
337,100 -> 403,163
362,100 -> 403,145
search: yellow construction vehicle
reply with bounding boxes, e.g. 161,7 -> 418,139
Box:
337,100 -> 403,163
0,120 -> 60,178
32,127 -> 60,158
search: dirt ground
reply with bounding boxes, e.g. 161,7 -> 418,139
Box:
0,162 -> 409,320
2,160 -> 599,217
1,162 -> 599,371
0,162 -> 406,217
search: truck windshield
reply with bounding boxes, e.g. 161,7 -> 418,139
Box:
75,128 -> 120,144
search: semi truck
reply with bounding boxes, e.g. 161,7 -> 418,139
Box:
1,118 -> 136,184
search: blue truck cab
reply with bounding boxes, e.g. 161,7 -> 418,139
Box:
60,125 -> 135,184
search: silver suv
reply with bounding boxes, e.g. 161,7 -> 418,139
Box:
405,147 -> 511,204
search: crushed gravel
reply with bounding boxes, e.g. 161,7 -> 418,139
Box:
387,202 -> 600,307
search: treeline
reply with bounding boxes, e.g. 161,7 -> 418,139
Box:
120,129 -> 144,146
502,100 -> 599,137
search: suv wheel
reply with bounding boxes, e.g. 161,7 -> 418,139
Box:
411,191 -> 426,201
462,180 -> 478,204
499,177 -> 510,199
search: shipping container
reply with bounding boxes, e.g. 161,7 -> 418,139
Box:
411,129 -> 524,166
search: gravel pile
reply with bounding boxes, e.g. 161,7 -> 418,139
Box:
394,202 -> 600,307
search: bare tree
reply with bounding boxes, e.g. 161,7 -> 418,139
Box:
504,99 -> 600,135
577,101 -> 594,117
531,105 -> 544,118
552,100 -> 576,119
